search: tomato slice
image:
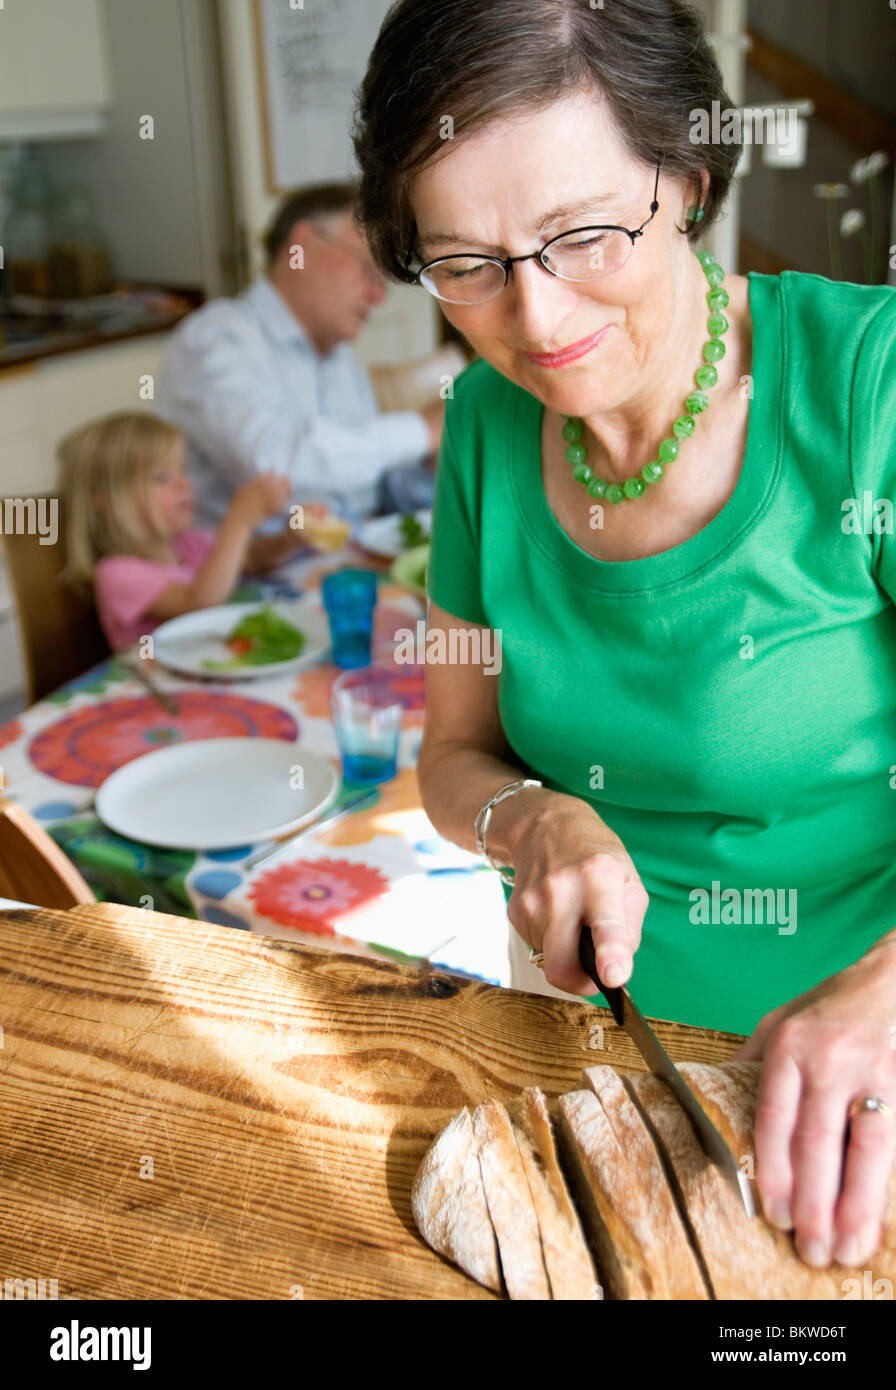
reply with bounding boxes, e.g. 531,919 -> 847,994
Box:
226,636 -> 254,656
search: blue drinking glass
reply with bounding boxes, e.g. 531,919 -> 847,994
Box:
321,568 -> 378,669
330,666 -> 403,787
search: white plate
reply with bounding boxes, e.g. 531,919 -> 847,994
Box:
356,510 -> 431,560
95,738 -> 339,850
151,600 -> 330,681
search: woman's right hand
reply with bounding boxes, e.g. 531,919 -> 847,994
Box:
496,789 -> 649,996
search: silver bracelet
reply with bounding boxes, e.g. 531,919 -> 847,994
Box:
473,778 -> 543,886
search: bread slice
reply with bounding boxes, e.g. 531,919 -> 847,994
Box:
556,1088 -> 674,1298
677,1059 -> 896,1289
413,1060 -> 896,1300
625,1070 -> 851,1299
583,1065 -> 710,1299
411,1106 -> 501,1293
676,1059 -> 762,1170
512,1087 -> 602,1299
471,1098 -> 552,1299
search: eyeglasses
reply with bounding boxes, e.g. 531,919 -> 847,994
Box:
309,224 -> 386,287
405,159 -> 663,305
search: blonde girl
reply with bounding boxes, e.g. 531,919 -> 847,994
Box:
59,411 -> 309,652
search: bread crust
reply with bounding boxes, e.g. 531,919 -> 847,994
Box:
412,1060 -> 896,1299
556,1088 -> 669,1298
471,1098 -> 552,1300
677,1059 -> 896,1293
514,1087 -> 602,1299
411,1106 -> 501,1293
584,1065 -> 710,1299
626,1070 -> 850,1299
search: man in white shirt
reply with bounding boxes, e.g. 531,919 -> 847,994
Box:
157,182 -> 443,527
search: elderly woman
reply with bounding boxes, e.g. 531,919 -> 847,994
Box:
353,0 -> 896,1270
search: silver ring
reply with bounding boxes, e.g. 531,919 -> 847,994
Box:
847,1096 -> 896,1125
528,949 -> 545,969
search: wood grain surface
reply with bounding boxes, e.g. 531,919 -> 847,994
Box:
0,902 -> 744,1300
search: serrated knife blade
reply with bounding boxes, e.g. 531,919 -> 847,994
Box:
579,926 -> 756,1218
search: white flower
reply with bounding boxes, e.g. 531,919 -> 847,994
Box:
840,208 -> 866,237
813,182 -> 850,199
850,151 -> 888,184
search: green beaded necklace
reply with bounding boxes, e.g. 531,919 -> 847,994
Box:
562,250 -> 729,503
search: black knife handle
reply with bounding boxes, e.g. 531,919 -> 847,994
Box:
578,924 -> 625,1026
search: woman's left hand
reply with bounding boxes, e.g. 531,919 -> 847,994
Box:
729,930 -> 896,1268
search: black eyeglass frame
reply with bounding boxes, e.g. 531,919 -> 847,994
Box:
403,158 -> 664,298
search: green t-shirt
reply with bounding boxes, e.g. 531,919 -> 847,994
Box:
428,270 -> 896,1035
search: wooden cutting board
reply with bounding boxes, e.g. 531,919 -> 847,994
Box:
0,902 -> 743,1299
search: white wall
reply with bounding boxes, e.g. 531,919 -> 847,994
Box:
215,0 -> 439,367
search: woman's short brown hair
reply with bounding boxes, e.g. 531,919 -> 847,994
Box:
353,0 -> 740,282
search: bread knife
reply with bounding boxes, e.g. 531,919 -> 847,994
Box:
578,926 -> 756,1218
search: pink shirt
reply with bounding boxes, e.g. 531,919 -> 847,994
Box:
94,527 -> 217,652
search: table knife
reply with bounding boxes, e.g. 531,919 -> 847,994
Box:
578,925 -> 756,1218
244,788 -> 378,869
122,658 -> 180,715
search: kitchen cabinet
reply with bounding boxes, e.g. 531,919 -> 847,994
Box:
0,337 -> 166,494
31,0 -> 238,299
0,0 -> 110,140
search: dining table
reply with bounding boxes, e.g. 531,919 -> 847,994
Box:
0,898 -> 742,1300
0,540 -> 509,987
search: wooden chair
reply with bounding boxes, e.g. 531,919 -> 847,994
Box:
0,796 -> 94,908
1,495 -> 110,704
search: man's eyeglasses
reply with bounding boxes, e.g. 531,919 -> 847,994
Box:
405,159 -> 663,305
309,223 -> 385,287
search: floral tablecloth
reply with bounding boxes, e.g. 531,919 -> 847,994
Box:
0,544 -> 510,985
